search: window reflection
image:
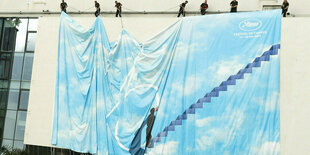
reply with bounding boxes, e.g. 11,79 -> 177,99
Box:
1,19 -> 18,52
10,81 -> 20,89
14,111 -> 26,140
1,139 -> 13,148
7,89 -> 19,110
21,81 -> 31,89
22,53 -> 34,81
0,19 -> 3,40
0,90 -> 8,109
19,90 -> 29,110
0,80 -> 9,89
3,110 -> 16,139
11,53 -> 24,80
0,110 -> 5,138
0,53 -> 13,79
26,33 -> 36,51
13,140 -> 24,150
28,19 -> 38,31
14,19 -> 28,52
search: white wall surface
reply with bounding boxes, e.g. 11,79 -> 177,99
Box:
24,15 -> 310,154
0,0 -> 309,16
280,18 -> 310,154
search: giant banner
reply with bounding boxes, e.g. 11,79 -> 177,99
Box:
52,10 -> 281,155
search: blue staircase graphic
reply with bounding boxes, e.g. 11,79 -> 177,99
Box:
148,44 -> 280,148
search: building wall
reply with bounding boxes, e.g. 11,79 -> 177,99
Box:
24,15 -> 310,154
280,18 -> 310,154
0,0 -> 309,16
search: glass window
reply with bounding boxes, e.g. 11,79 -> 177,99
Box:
0,109 -> 5,117
28,19 -> 38,31
0,110 -> 5,138
13,140 -> 24,150
14,19 -> 28,52
1,19 -> 17,52
14,111 -> 26,140
7,89 -> 19,110
21,81 -> 30,89
0,109 -> 5,118
22,53 -> 34,81
0,60 -> 8,79
26,33 -> 36,52
1,139 -> 13,149
0,53 -> 13,79
9,81 -> 20,89
0,19 -> 3,38
3,110 -> 17,139
19,90 -> 29,110
11,52 -> 24,80
0,90 -> 8,109
0,80 -> 9,89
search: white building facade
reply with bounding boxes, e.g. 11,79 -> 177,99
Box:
0,0 -> 309,154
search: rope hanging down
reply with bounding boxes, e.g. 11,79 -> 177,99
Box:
120,17 -> 124,29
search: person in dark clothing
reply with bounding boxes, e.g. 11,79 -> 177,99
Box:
177,1 -> 188,17
145,107 -> 158,148
200,1 -> 209,15
95,1 -> 100,17
230,0 -> 238,13
281,0 -> 289,17
60,0 -> 68,13
115,1 -> 122,17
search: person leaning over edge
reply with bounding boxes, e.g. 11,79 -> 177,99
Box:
115,1 -> 122,17
200,0 -> 208,15
230,0 -> 238,13
95,1 -> 100,17
177,1 -> 188,17
281,0 -> 289,17
60,0 -> 68,13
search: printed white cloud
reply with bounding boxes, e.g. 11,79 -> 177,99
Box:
97,150 -> 109,155
175,42 -> 198,51
118,114 -> 144,130
229,110 -> 245,130
58,84 -> 67,94
173,42 -> 199,62
112,58 -> 122,66
56,129 -> 70,142
196,117 -> 214,127
148,141 -> 179,155
208,56 -> 244,81
195,128 -> 229,151
196,135 -> 215,150
264,92 -> 279,112
253,91 -> 279,112
75,43 -> 84,51
69,122 -> 89,141
126,57 -> 133,64
171,74 -> 205,97
195,110 -> 245,151
253,142 -> 280,155
56,118 -> 89,143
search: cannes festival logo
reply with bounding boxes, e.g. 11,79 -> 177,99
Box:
239,19 -> 262,31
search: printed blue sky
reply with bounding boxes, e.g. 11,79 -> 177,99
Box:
52,10 -> 281,154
